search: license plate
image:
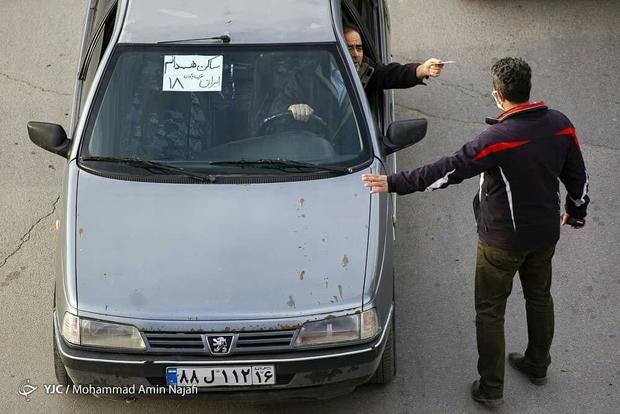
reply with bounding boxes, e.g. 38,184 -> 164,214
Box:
166,366 -> 276,387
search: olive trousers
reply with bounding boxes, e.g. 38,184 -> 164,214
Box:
475,240 -> 556,396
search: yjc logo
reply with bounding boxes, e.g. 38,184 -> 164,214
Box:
18,379 -> 38,401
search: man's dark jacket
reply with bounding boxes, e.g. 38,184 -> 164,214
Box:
365,61 -> 424,95
387,102 -> 590,250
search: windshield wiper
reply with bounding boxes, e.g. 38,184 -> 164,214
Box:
158,33 -> 231,44
210,159 -> 352,174
80,156 -> 214,183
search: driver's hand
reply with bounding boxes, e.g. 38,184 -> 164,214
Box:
288,104 -> 314,122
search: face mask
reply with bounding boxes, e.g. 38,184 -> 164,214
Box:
492,90 -> 504,111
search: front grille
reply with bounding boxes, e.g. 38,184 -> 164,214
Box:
235,330 -> 296,352
143,330 -> 297,354
144,333 -> 205,353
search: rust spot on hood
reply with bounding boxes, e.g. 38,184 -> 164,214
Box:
342,254 -> 349,268
287,296 -> 296,309
277,323 -> 301,330
298,270 -> 306,281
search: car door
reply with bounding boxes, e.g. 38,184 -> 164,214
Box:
377,0 -> 397,233
343,0 -> 396,233
378,0 -> 394,133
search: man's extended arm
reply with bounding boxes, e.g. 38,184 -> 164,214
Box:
368,58 -> 444,91
362,131 -> 501,195
369,62 -> 423,90
387,134 -> 500,195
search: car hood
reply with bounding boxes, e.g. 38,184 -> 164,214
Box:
75,170 -> 371,320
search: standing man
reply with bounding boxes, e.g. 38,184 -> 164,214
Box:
362,57 -> 589,407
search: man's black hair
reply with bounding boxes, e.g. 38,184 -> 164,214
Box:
491,57 -> 531,103
343,25 -> 359,35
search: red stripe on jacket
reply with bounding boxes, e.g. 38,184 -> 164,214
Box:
555,127 -> 580,148
473,140 -> 530,160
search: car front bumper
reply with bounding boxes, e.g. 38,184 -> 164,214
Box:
54,308 -> 392,400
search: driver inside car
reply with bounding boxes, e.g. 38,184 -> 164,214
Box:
284,58 -> 348,123
259,54 -> 347,137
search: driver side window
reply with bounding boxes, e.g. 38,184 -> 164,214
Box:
80,3 -> 118,114
349,0 -> 379,48
341,3 -> 384,130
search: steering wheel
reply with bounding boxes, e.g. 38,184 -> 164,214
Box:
258,111 -> 329,136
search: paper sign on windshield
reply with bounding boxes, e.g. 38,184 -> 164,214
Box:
162,55 -> 223,92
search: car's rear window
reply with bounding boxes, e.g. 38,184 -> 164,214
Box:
80,44 -> 372,176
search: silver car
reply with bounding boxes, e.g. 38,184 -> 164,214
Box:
28,0 -> 426,399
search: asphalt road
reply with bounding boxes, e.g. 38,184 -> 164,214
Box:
1,0 -> 618,413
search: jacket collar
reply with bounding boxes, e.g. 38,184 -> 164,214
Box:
497,101 -> 547,122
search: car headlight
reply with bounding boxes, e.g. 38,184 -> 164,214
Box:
61,313 -> 146,350
293,308 -> 380,348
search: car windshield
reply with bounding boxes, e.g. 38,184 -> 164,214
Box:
80,45 -> 372,176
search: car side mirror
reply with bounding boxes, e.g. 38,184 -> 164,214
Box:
382,119 -> 427,156
27,122 -> 71,158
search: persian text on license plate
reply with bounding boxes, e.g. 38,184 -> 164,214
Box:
166,366 -> 275,387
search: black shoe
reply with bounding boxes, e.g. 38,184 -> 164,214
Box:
508,353 -> 547,385
471,380 -> 504,407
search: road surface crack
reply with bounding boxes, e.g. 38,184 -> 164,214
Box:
0,195 -> 60,270
0,71 -> 71,97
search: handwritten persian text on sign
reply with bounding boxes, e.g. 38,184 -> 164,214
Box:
162,55 -> 223,92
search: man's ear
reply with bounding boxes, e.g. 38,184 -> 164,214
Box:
496,90 -> 505,103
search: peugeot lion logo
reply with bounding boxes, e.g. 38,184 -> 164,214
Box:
207,335 -> 233,354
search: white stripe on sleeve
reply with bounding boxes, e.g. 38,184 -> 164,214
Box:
499,167 -> 517,232
569,170 -> 589,207
424,169 -> 456,192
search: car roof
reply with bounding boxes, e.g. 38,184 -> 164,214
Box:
118,0 -> 338,44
